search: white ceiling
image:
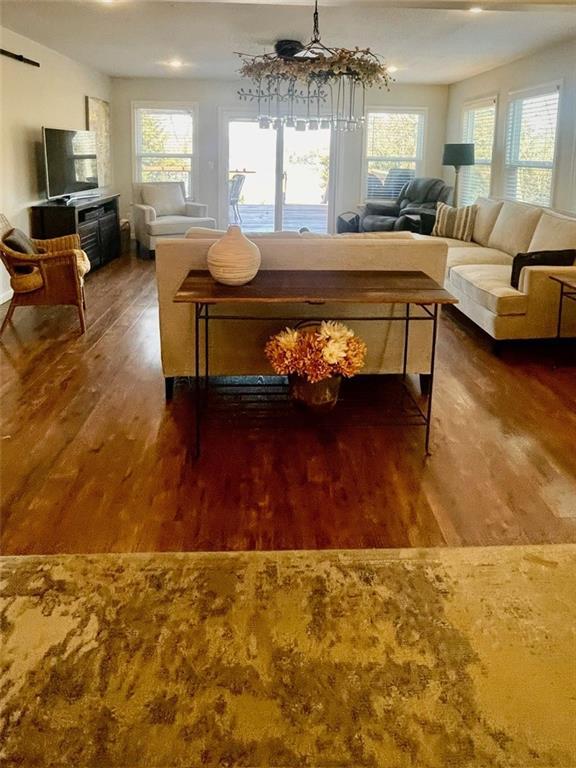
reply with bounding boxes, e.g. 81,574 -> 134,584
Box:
1,1 -> 575,84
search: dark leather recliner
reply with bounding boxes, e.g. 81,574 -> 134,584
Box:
360,177 -> 453,232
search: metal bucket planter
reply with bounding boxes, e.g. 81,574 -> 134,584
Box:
289,374 -> 341,412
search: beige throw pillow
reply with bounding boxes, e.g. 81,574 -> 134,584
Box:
432,202 -> 477,242
528,211 -> 576,252
472,198 -> 503,246
487,201 -> 542,256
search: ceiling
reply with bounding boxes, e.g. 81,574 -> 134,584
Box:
1,1 -> 575,84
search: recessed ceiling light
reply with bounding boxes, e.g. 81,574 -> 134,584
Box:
469,6 -> 484,13
167,59 -> 184,69
388,65 -> 398,74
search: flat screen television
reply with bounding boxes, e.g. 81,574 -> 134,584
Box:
42,127 -> 99,199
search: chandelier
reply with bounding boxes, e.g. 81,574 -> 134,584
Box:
236,1 -> 392,132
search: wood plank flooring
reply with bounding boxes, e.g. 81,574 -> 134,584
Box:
1,253 -> 575,554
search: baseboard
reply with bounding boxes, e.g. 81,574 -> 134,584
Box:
0,288 -> 13,306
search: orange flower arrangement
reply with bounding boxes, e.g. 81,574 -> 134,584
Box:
265,322 -> 367,383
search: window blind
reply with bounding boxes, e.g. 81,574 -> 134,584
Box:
364,110 -> 425,199
504,87 -> 559,207
134,106 -> 195,196
460,100 -> 496,205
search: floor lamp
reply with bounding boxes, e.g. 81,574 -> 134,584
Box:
442,143 -> 475,207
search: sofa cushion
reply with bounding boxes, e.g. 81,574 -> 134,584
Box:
432,202 -> 477,242
361,215 -> 397,232
447,247 -> 511,274
142,184 -> 186,216
185,228 -> 304,240
528,211 -> 576,251
337,232 -> 415,239
3,228 -> 39,255
450,264 -> 528,316
488,201 -> 543,256
186,227 -> 227,238
250,231 -> 302,239
511,249 -> 576,289
149,216 -> 215,236
472,198 -> 503,246
416,234 -> 481,248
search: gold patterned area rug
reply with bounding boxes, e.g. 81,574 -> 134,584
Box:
2,546 -> 575,768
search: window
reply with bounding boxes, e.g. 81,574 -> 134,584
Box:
364,110 -> 425,199
134,105 -> 195,196
504,86 -> 560,206
460,98 -> 496,205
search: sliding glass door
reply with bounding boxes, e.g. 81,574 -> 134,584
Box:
282,127 -> 330,232
227,118 -> 331,233
228,120 -> 277,232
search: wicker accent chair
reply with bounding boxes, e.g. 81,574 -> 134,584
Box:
0,214 -> 91,335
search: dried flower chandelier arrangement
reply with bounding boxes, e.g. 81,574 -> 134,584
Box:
236,1 -> 393,132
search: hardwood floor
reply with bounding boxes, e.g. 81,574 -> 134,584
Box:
1,253 -> 575,554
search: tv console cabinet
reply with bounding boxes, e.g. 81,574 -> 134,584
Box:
30,194 -> 120,271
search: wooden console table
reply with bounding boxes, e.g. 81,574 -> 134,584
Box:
174,269 -> 457,458
549,274 -> 576,338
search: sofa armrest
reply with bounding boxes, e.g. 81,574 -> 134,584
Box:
132,203 -> 156,245
133,203 -> 156,223
519,264 -> 576,294
185,201 -> 208,217
363,201 -> 399,217
402,203 -> 438,215
519,265 -> 576,337
32,233 -> 81,252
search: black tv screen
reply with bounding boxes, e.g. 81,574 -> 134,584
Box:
43,127 -> 99,198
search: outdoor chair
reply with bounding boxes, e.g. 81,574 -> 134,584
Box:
229,174 -> 246,224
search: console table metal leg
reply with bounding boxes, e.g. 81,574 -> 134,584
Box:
555,283 -> 564,339
425,304 -> 439,456
204,304 -> 210,391
194,303 -> 202,459
402,303 -> 410,380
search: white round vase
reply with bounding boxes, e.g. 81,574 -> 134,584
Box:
207,225 -> 261,286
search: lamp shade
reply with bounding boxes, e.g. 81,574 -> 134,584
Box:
442,143 -> 475,167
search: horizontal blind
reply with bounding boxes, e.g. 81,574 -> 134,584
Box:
364,111 -> 424,199
134,106 -> 195,195
135,108 -> 194,155
460,100 -> 496,205
504,88 -> 559,206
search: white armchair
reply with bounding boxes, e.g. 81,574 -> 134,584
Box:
132,182 -> 216,256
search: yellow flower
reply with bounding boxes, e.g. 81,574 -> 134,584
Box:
322,338 -> 348,364
276,327 -> 300,351
319,321 -> 354,344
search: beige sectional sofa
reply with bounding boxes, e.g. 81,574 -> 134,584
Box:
155,234 -> 447,390
419,198 -> 576,340
155,199 -> 574,396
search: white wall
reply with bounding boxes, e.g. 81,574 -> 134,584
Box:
7,27 -> 572,307
111,77 -> 448,229
445,37 -> 576,213
0,26 -> 111,302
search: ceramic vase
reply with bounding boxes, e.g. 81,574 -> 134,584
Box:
207,225 -> 261,286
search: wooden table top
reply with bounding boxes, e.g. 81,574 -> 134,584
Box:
549,274 -> 576,291
174,270 -> 458,306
